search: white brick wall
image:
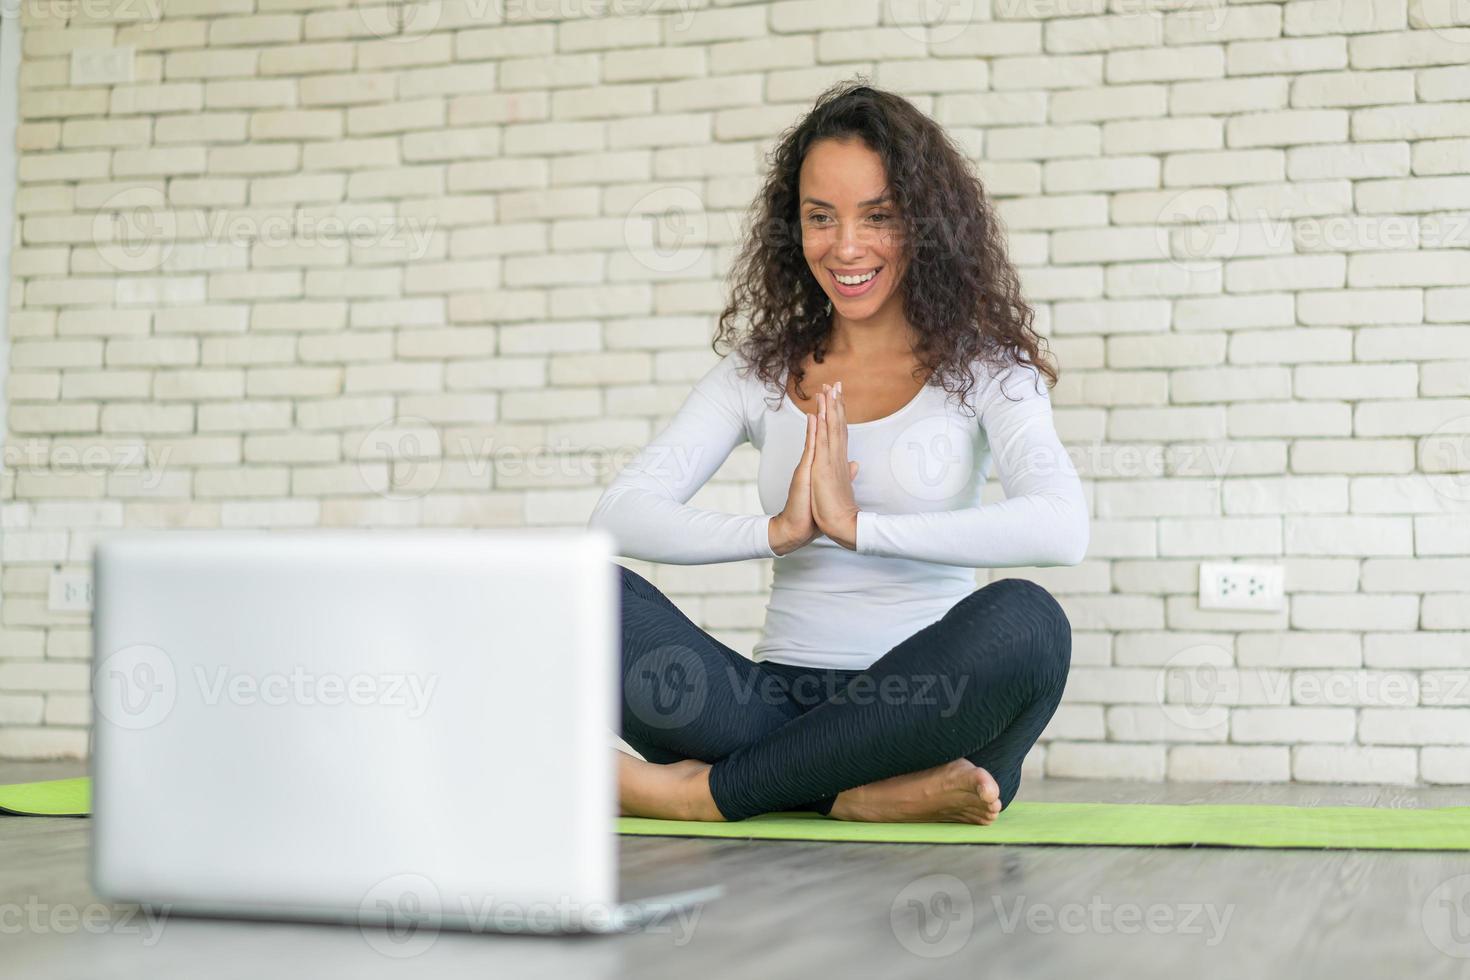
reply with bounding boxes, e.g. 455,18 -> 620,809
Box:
0,0 -> 1466,783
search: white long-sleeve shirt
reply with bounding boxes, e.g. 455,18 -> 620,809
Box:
587,349 -> 1090,670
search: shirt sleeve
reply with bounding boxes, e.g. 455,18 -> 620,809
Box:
854,360 -> 1090,568
587,353 -> 780,565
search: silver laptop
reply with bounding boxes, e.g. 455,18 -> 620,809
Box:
90,528 -> 720,938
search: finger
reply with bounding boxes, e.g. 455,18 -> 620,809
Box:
818,386 -> 829,454
837,381 -> 850,458
816,388 -> 828,446
825,385 -> 839,463
807,414 -> 820,477
793,418 -> 812,489
849,460 -> 859,480
800,411 -> 815,463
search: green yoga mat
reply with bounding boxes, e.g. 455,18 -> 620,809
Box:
0,777 -> 90,817
5,777 -> 1469,850
621,803 -> 1470,850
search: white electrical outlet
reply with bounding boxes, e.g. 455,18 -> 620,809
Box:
1198,561 -> 1284,612
71,46 -> 135,86
48,570 -> 94,613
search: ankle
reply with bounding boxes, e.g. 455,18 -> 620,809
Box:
680,763 -> 725,822
829,788 -> 868,822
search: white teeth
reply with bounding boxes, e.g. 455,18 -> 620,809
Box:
835,269 -> 877,285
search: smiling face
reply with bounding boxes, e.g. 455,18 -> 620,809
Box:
798,137 -> 909,327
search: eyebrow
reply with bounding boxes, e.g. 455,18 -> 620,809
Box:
801,194 -> 892,208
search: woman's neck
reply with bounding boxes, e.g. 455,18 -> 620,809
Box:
826,315 -> 920,360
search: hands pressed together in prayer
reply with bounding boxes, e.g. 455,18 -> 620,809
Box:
769,381 -> 861,556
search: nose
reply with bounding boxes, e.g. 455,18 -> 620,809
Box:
836,220 -> 866,260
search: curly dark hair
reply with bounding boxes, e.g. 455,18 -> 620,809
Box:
712,76 -> 1059,418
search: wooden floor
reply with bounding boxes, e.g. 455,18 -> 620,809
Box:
6,760 -> 1470,979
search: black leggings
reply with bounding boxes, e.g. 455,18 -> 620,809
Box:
616,564 -> 1072,822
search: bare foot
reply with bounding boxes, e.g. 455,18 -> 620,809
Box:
616,751 -> 725,822
830,759 -> 1002,825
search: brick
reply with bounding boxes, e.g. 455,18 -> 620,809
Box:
1284,0 -> 1407,36
1044,156 -> 1159,193
1046,742 -> 1166,781
1228,37 -> 1347,75
770,0 -> 880,34
1172,366 -> 1292,403
1423,748 -> 1470,784
987,124 -> 1101,160
1166,4 -> 1282,44
1107,705 -> 1228,742
1172,77 -> 1290,115
1292,69 -> 1415,107
1227,110 -> 1348,148
1233,707 -> 1356,742
1104,116 -> 1221,155
1158,517 -> 1282,557
1237,632 -> 1362,669
1293,745 -> 1417,783
1108,45 -> 1223,83
1169,745 -> 1291,781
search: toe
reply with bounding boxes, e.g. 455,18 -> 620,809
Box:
975,767 -> 1000,803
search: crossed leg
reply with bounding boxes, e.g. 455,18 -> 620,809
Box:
614,564 -> 1072,823
616,564 -> 833,813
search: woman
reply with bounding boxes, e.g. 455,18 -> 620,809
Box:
588,79 -> 1089,825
